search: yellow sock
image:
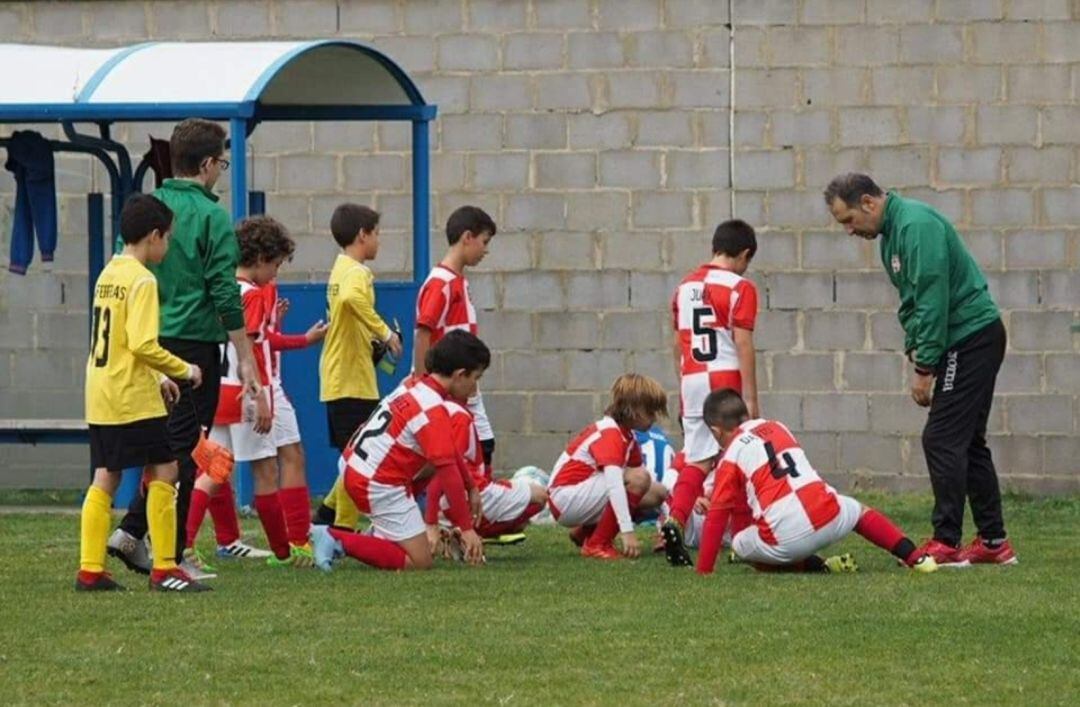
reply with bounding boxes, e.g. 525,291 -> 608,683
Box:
331,478 -> 360,530
324,477 -> 338,511
147,480 -> 178,571
79,486 -> 112,573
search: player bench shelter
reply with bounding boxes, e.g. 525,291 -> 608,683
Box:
0,41 -> 436,500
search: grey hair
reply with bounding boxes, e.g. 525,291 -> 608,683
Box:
823,173 -> 883,206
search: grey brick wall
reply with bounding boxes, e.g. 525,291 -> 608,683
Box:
0,0 -> 1076,492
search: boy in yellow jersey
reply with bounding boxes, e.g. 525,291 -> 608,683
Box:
315,204 -> 402,529
77,194 -> 210,592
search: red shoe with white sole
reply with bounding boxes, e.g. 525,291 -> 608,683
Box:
915,539 -> 971,568
956,537 -> 1018,566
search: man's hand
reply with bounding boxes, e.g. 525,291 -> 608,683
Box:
160,378 -> 181,408
386,331 -> 404,358
277,297 -> 290,321
619,531 -> 641,559
460,529 -> 485,566
189,364 -> 203,389
693,496 -> 710,516
237,357 -> 262,400
252,391 -> 272,434
468,487 -> 482,526
911,371 -> 934,407
305,320 -> 329,344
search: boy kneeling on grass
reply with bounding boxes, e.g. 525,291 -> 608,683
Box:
310,331 -> 488,571
694,388 -> 939,576
77,194 -> 207,593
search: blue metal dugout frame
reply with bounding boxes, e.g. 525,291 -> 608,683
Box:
0,40 -> 436,501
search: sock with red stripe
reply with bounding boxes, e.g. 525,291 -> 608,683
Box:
209,481 -> 242,546
185,488 -> 211,550
855,507 -> 920,565
585,493 -> 643,549
476,502 -> 544,537
668,464 -> 706,526
278,485 -> 312,546
253,492 -> 291,560
328,527 -> 407,570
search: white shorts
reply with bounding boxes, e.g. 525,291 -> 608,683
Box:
345,473 -> 426,542
468,389 -> 493,442
271,385 -> 301,448
439,478 -> 533,524
681,416 -> 720,464
732,494 -> 862,565
548,475 -> 609,527
210,422 -> 275,463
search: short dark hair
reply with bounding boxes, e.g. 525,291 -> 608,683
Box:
703,388 -> 750,430
712,219 -> 757,258
446,205 -> 496,245
823,173 -> 883,207
425,330 -> 491,375
119,193 -> 173,245
170,118 -> 226,176
330,203 -> 380,248
236,216 -> 295,267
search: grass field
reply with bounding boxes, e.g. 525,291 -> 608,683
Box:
1,494 -> 1077,705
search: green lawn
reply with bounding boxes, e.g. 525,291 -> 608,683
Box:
1,494 -> 1077,705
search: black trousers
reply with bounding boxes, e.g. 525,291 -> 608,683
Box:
119,338 -> 222,558
922,319 -> 1007,546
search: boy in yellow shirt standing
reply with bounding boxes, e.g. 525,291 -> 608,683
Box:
77,194 -> 209,592
316,204 -> 402,528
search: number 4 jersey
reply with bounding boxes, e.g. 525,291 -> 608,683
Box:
85,255 -> 191,425
672,264 -> 757,419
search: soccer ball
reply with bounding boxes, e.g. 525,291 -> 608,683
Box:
512,466 -> 555,525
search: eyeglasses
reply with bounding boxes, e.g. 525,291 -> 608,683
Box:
214,157 -> 230,171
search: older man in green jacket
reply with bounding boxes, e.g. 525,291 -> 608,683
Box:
825,173 -> 1016,567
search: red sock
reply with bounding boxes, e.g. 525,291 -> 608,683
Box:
278,485 -> 311,546
253,492 -> 291,560
185,488 -> 212,550
477,502 -> 544,537
855,507 -> 919,564
209,481 -> 241,546
585,493 -> 643,548
669,465 -> 706,526
328,527 -> 407,570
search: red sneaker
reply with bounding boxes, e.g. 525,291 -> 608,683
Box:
74,570 -> 126,592
150,567 -> 212,592
956,537 -> 1018,566
915,539 -> 970,568
581,543 -> 621,560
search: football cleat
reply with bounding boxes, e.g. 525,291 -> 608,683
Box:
310,526 -> 344,572
266,553 -> 295,568
956,536 -> 1018,566
216,540 -> 272,560
915,539 -> 971,568
482,533 -> 526,546
150,567 -> 211,592
107,528 -> 151,575
660,520 -> 694,567
581,543 -> 621,560
908,554 -> 939,574
440,527 -> 464,563
75,571 -> 127,592
179,554 -> 217,581
290,543 -> 316,568
824,553 -> 858,574
181,548 -> 217,576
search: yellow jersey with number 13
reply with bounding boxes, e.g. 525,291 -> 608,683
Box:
85,255 -> 191,425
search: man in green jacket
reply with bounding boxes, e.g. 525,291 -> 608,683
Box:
108,119 -> 261,578
825,173 -> 1016,567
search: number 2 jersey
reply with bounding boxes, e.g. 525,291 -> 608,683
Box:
710,418 -> 843,547
672,264 -> 757,419
85,255 -> 191,425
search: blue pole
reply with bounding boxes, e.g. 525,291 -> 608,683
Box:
411,119 -> 430,283
87,193 -> 104,324
229,118 -> 248,222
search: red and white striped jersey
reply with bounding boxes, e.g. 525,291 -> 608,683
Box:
264,280 -> 283,383
672,264 -> 757,418
415,264 -> 478,345
445,399 -> 491,489
214,278 -> 273,425
549,417 -> 643,489
341,375 -> 458,489
710,419 -> 841,547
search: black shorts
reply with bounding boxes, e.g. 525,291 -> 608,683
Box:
326,398 -> 379,453
89,417 -> 175,471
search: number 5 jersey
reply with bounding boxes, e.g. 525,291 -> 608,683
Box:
671,264 -> 758,421
85,254 -> 191,424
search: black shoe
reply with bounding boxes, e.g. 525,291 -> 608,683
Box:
661,520 -> 694,567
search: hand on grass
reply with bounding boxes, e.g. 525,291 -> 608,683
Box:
619,531 -> 641,559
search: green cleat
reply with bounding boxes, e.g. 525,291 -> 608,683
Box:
290,543 -> 315,568
824,553 -> 858,574
266,553 -> 295,568
183,547 -> 217,574
483,533 -> 527,546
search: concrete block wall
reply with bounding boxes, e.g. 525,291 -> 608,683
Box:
0,0 -> 1076,491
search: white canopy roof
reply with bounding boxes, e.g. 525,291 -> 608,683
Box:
0,40 -> 427,120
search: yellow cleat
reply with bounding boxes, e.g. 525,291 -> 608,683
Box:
909,554 -> 939,574
824,552 -> 858,574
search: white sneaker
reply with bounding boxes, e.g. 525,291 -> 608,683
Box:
179,557 -> 217,581
107,529 -> 151,575
216,540 -> 272,559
